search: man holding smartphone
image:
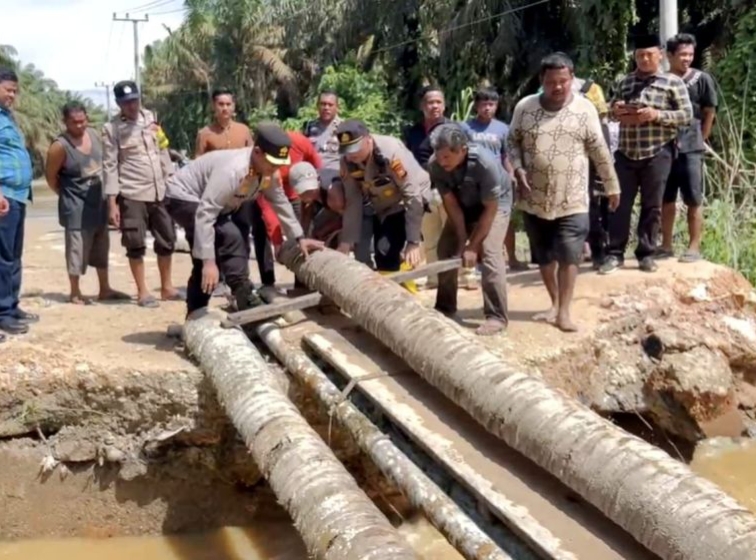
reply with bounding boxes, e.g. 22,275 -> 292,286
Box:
601,35 -> 692,275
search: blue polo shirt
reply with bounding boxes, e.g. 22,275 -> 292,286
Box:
0,106 -> 33,203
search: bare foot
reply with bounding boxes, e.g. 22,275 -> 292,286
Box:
556,314 -> 579,333
533,307 -> 558,323
69,294 -> 91,305
476,319 -> 507,336
98,289 -> 130,301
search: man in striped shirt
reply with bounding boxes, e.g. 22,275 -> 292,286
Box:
601,35 -> 692,275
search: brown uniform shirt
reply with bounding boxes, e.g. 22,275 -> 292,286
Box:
195,121 -> 253,157
102,109 -> 173,202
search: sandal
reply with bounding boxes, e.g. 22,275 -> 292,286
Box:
138,296 -> 160,308
476,319 -> 507,336
679,250 -> 702,263
655,248 -> 674,260
162,288 -> 187,302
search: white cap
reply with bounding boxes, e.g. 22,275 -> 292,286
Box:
289,161 -> 320,195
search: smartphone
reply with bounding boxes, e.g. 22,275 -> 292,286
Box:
623,101 -> 645,114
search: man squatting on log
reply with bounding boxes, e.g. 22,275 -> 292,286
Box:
428,123 -> 512,336
335,119 -> 431,293
164,122 -> 323,316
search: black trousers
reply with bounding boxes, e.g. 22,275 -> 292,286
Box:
167,198 -> 255,315
373,211 -> 407,272
250,198 -> 302,287
607,145 -> 674,261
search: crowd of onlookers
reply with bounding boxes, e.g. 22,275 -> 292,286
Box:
0,31 -> 717,342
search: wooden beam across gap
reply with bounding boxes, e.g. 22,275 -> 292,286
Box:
221,257 -> 461,328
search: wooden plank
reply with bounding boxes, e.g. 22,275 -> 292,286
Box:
221,258 -> 461,328
304,329 -> 656,560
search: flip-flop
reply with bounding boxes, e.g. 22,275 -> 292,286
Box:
70,296 -> 93,306
679,251 -> 702,263
162,288 -> 187,302
476,319 -> 507,336
655,248 -> 675,260
138,296 -> 160,308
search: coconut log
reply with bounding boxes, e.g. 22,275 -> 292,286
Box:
278,244 -> 756,560
256,322 -> 520,560
184,310 -> 417,560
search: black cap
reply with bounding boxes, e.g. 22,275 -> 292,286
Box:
114,80 -> 140,102
254,122 -> 292,165
633,34 -> 662,50
336,119 -> 369,154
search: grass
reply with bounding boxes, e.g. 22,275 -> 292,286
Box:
698,97 -> 756,284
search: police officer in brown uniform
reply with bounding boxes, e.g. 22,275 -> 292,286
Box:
103,80 -> 181,308
335,120 -> 430,290
165,123 -> 323,315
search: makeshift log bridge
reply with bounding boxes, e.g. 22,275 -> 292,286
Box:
184,310 -> 418,560
276,243 -> 756,560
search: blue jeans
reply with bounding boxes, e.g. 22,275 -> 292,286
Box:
0,198 -> 25,318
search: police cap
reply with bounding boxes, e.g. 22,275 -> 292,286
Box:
114,80 -> 140,102
254,122 -> 292,166
336,119 -> 369,154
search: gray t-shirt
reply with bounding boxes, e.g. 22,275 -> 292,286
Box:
677,70 -> 718,153
429,144 -> 512,222
303,118 -> 341,169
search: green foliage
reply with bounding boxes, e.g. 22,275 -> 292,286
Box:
282,64 -> 406,136
699,103 -> 756,284
714,4 -> 756,160
449,86 -> 474,122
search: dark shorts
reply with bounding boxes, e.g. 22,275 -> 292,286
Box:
663,151 -> 704,207
118,197 -> 176,259
523,212 -> 590,266
65,227 -> 110,276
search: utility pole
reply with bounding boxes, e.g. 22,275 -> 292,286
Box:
659,0 -> 678,69
113,12 -> 149,94
94,81 -> 112,116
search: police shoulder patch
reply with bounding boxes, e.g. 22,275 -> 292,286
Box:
390,158 -> 407,179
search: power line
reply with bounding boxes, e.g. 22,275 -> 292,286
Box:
113,13 -> 150,93
371,0 -> 551,55
150,6 -> 188,16
122,0 -> 177,13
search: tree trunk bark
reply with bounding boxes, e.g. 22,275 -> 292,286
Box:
278,245 -> 756,560
256,322 -> 523,560
184,310 -> 417,560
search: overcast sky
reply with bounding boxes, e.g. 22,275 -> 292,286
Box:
2,0 -> 186,108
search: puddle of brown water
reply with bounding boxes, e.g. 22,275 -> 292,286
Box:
0,517 -> 463,559
690,437 -> 756,513
0,524 -> 307,560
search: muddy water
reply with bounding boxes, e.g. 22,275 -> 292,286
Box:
0,517 -> 463,559
691,437 -> 756,513
0,524 -> 307,559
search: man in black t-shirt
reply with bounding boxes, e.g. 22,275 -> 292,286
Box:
659,33 -> 718,263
